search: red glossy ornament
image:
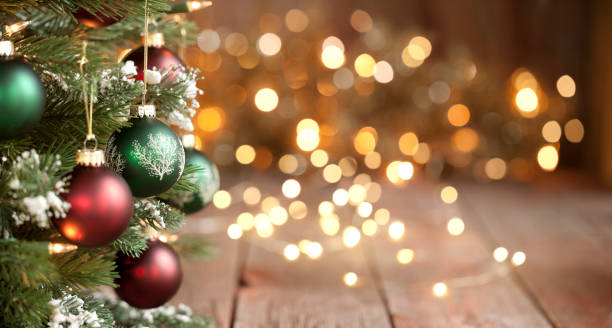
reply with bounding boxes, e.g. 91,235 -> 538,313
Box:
74,7 -> 124,28
115,239 -> 182,309
122,46 -> 184,81
53,165 -> 133,247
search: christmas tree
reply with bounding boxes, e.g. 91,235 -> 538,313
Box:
0,1 -> 216,327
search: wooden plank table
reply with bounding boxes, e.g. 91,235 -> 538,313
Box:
173,178 -> 612,327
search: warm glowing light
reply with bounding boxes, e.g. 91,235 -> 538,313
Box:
556,75 -> 576,98
364,151 -> 381,169
515,88 -> 539,113
447,217 -> 465,236
255,88 -> 279,112
285,9 -> 309,33
388,221 -> 405,240
279,154 -> 299,174
261,196 -> 280,213
354,53 -> 376,77
318,201 -> 335,216
453,128 -> 479,153
485,158 -> 507,180
564,119 -> 584,143
348,184 -> 367,205
255,220 -> 274,238
362,219 -> 377,236
386,161 -> 402,184
343,226 -> 361,248
350,9 -> 373,33
440,186 -> 458,204
305,241 -> 323,259
235,145 -> 256,165
537,145 -> 559,171
213,190 -> 231,209
343,272 -> 358,286
321,45 -> 345,69
227,224 -> 243,239
297,118 -> 319,133
542,121 -> 562,143
257,33 -> 282,56
354,127 -> 378,155
413,143 -> 431,164
320,215 -> 340,236
433,282 -> 448,297
48,243 -> 77,254
237,212 -> 255,230
282,179 -> 301,199
284,244 -> 300,261
493,247 -> 509,262
322,36 -> 344,52
323,164 -> 342,183
197,29 -> 221,53
224,32 -> 249,57
374,60 -> 394,83
409,36 -> 432,59
398,161 -> 414,180
374,208 -> 390,225
310,149 -> 329,167
338,157 -> 356,177
289,200 -> 308,219
333,188 -> 349,206
396,249 -> 415,264
447,104 -> 471,127
398,132 -> 419,156
401,46 -> 424,68
197,107 -> 224,132
243,187 -> 261,206
512,251 -> 526,266
297,129 -> 320,151
269,206 -> 289,226
357,202 -> 373,218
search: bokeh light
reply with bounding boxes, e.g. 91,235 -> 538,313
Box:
440,186 -> 458,204
235,145 -> 256,165
255,88 -> 279,112
285,9 -> 309,33
433,282 -> 448,297
537,145 -> 559,171
564,119 -> 584,143
447,104 -> 471,127
343,272 -> 358,286
542,121 -> 562,143
354,53 -> 376,77
213,190 -> 232,209
284,244 -> 300,261
493,247 -> 509,262
227,224 -> 243,240
388,221 -> 405,240
343,226 -> 361,248
515,88 -> 539,114
512,251 -> 526,266
396,249 -> 415,264
289,200 -> 308,219
257,33 -> 282,56
446,217 -> 465,236
556,75 -> 576,98
282,179 -> 301,198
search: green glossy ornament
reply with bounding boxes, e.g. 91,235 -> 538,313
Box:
169,148 -> 220,214
0,58 -> 45,138
105,117 -> 185,198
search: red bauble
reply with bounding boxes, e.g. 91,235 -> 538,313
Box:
122,46 -> 184,81
52,165 -> 133,247
74,7 -> 124,28
115,239 -> 183,309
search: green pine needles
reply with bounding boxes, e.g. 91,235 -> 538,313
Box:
0,1 -> 213,327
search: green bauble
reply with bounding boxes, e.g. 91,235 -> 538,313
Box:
105,117 -> 185,198
0,58 -> 45,138
170,148 -> 220,214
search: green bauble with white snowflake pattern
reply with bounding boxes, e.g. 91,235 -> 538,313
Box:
169,147 -> 220,214
105,111 -> 185,198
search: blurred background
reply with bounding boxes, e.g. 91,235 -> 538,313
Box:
178,0 -> 609,188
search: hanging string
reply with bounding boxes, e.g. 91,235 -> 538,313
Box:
142,0 -> 149,105
79,41 -> 95,147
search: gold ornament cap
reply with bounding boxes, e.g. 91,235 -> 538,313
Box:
142,32 -> 165,47
76,149 -> 105,167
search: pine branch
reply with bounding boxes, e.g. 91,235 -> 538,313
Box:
170,235 -> 216,260
50,248 -> 118,292
110,226 -> 147,258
